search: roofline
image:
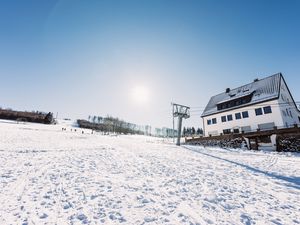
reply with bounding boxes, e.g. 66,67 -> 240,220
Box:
201,96 -> 279,118
201,72 -> 282,117
208,72 -> 281,100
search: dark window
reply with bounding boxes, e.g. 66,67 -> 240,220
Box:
235,113 -> 241,120
255,108 -> 263,116
227,114 -> 233,121
221,116 -> 226,122
217,93 -> 254,110
223,129 -> 231,134
212,118 -> 217,124
233,129 -> 239,133
207,119 -> 211,125
242,111 -> 249,118
263,106 -> 272,114
258,136 -> 271,143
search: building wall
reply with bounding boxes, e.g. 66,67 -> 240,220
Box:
202,99 -> 284,136
278,78 -> 300,127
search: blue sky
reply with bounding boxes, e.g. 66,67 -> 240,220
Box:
0,0 -> 300,128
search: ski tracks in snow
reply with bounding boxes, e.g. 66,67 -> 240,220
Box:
0,122 -> 300,224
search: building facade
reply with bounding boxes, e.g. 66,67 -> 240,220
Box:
201,73 -> 300,136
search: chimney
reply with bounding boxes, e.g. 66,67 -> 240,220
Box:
225,88 -> 230,93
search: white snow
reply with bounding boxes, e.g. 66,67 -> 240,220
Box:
0,119 -> 299,224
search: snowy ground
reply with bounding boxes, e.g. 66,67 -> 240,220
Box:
0,120 -> 299,225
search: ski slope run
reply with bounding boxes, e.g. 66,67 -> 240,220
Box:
0,120 -> 299,224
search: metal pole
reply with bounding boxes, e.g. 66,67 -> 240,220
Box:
172,103 -> 175,143
172,102 -> 190,146
176,116 -> 183,146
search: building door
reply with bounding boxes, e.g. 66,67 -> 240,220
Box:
249,137 -> 258,150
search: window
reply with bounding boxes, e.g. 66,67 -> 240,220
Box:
212,118 -> 217,124
235,112 -> 241,120
223,129 -> 231,134
258,122 -> 275,131
282,110 -> 286,117
207,119 -> 211,125
255,108 -> 263,116
233,129 -> 239,133
234,100 -> 240,106
208,130 -> 218,136
221,116 -> 226,122
227,114 -> 233,121
241,126 -> 251,133
263,106 -> 272,114
242,111 -> 249,118
217,93 -> 254,110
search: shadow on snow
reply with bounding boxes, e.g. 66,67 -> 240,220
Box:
184,146 -> 300,190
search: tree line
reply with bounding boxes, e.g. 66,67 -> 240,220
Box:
77,115 -> 145,135
183,127 -> 203,137
0,108 -> 53,124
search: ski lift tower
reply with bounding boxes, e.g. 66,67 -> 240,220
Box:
172,103 -> 190,146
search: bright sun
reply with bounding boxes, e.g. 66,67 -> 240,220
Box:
131,86 -> 150,104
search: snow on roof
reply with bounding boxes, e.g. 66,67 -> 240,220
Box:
201,73 -> 282,117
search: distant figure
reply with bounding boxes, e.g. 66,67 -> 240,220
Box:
82,131 -> 84,134
74,129 -> 77,132
71,129 -> 72,132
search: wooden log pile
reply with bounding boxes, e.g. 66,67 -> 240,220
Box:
187,137 -> 244,149
277,135 -> 300,152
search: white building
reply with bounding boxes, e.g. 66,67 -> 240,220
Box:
201,73 -> 300,136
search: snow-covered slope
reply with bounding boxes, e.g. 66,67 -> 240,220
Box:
0,120 -> 299,224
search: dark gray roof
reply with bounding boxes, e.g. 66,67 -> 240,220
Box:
201,73 -> 282,117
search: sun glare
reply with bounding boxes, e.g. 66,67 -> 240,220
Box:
131,86 -> 150,104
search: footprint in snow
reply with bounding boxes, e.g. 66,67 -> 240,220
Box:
63,202 -> 72,209
39,213 -> 48,219
77,213 -> 89,224
240,214 -> 252,225
109,212 -> 126,223
90,194 -> 98,200
141,199 -> 150,204
144,217 -> 157,223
